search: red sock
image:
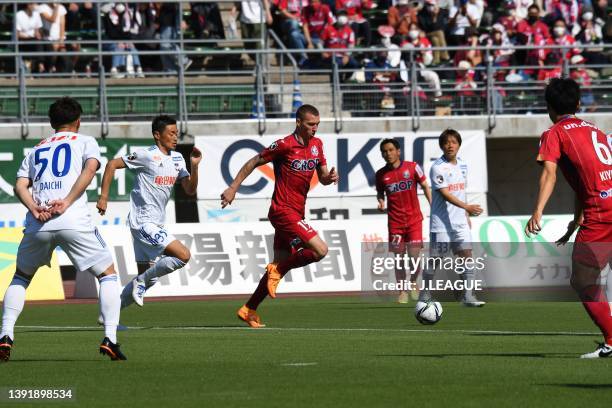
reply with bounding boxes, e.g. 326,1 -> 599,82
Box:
245,273 -> 268,310
277,249 -> 319,276
580,285 -> 612,344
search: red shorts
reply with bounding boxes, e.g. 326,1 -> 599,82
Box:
389,223 -> 423,253
269,212 -> 318,252
572,223 -> 612,269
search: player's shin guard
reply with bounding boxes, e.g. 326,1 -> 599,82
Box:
0,275 -> 30,340
139,257 -> 186,282
277,249 -> 319,276
579,285 -> 612,345
99,275 -> 121,344
418,268 -> 435,302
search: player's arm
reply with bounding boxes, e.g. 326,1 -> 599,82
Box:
221,154 -> 269,208
14,177 -> 53,222
438,188 -> 482,216
96,157 -> 127,215
525,160 -> 557,237
317,165 -> 339,186
419,179 -> 432,205
180,147 -> 202,196
50,158 -> 100,216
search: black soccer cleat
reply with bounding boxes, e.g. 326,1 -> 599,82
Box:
0,335 -> 13,362
99,337 -> 127,361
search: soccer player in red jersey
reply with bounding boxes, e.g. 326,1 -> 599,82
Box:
221,105 -> 339,328
376,139 -> 432,303
526,78 -> 612,358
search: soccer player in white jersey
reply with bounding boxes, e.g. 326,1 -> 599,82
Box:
419,129 -> 485,307
0,97 -> 126,361
96,115 -> 200,310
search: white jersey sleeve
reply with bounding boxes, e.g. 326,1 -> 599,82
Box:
430,162 -> 448,190
174,153 -> 190,180
122,149 -> 150,169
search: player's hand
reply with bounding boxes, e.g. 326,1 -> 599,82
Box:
33,205 -> 53,222
322,167 -> 339,185
465,204 -> 482,216
48,198 -> 70,216
96,197 -> 108,215
555,220 -> 578,246
525,212 -> 542,237
377,199 -> 385,212
190,147 -> 202,166
221,187 -> 236,208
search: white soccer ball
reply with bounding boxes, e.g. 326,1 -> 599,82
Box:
414,301 -> 443,325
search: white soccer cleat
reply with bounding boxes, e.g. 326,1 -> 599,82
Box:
461,294 -> 486,307
132,278 -> 147,307
580,342 -> 612,359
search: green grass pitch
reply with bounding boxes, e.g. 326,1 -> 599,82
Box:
3,297 -> 612,407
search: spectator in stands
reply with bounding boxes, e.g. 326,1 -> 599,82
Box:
157,3 -> 192,73
232,0 -> 273,62
388,0 -> 418,37
569,54 -> 595,110
37,3 -> 70,73
278,0 -> 308,64
454,60 -> 478,111
335,0 -> 374,46
190,2 -> 225,41
303,0 -> 335,49
103,2 -> 144,78
365,49 -> 399,111
16,3 -> 45,74
545,0 -> 580,32
516,4 -> 551,41
130,3 -> 158,73
400,23 -> 442,97
546,17 -> 580,64
537,52 -> 562,81
417,0 -> 450,64
575,8 -> 607,66
485,23 -> 515,69
66,2 -> 96,31
447,0 -> 483,48
452,28 -> 482,76
319,11 -> 360,78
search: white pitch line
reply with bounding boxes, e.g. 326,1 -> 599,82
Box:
281,362 -> 318,367
15,325 -> 599,336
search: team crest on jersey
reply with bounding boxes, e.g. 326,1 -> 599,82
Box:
127,152 -> 137,160
436,175 -> 444,184
311,146 -> 319,156
269,142 -> 278,150
601,189 -> 611,199
403,171 -> 409,179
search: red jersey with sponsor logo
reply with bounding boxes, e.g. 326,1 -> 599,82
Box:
537,116 -> 612,224
376,161 -> 426,230
260,133 -> 327,219
302,3 -> 334,38
320,24 -> 355,49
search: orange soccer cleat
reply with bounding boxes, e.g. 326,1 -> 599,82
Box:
237,305 -> 266,328
266,263 -> 282,298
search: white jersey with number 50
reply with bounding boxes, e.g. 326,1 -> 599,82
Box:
17,132 -> 101,233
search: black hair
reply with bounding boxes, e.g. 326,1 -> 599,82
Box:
379,138 -> 400,151
544,78 -> 580,115
527,4 -> 539,12
439,128 -> 462,148
48,97 -> 82,130
152,115 -> 177,135
296,104 -> 320,121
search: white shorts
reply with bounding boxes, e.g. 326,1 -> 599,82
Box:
131,223 -> 175,263
429,227 -> 473,256
16,228 -> 114,277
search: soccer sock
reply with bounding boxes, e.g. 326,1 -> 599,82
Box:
0,275 -> 30,340
580,285 -> 612,344
462,264 -> 476,300
277,249 -> 319,276
99,275 -> 120,344
245,273 -> 269,310
419,268 -> 435,301
138,257 -> 186,282
120,277 -> 159,309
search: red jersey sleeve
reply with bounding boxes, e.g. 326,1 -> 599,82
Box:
260,138 -> 290,162
375,169 -> 384,197
537,129 -> 562,164
413,163 -> 426,183
317,139 -> 327,167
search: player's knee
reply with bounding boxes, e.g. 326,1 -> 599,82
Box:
177,247 -> 191,264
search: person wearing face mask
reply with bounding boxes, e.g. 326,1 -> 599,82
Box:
545,18 -> 580,65
417,0 -> 450,64
517,4 -> 551,41
303,0 -> 335,50
319,11 -> 360,79
335,0 -> 374,46
575,8 -> 607,66
388,0 -> 418,37
400,23 -> 442,98
545,0 -> 579,33
448,0 -> 483,49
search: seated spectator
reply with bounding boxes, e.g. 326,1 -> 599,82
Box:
447,0 -> 483,48
575,8 -> 607,66
454,60 -> 478,111
516,4 -> 551,43
400,23 -> 442,97
190,2 -> 225,40
16,3 -> 45,74
335,0 -> 374,46
484,24 -> 515,71
319,11 -> 360,79
388,0 -> 418,37
417,0 -> 450,64
569,54 -> 595,111
453,29 -> 483,69
278,0 -> 308,64
232,0 -> 273,62
130,3 -> 158,73
546,18 -> 580,64
37,3 -> 71,73
303,0 -> 335,49
545,0 -> 580,33
66,2 -> 96,31
365,49 -> 399,110
157,3 -> 192,73
103,2 -> 144,78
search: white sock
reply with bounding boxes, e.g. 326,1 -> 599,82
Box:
120,277 -> 158,309
462,265 -> 476,300
99,275 -> 120,343
419,268 -> 435,301
1,275 -> 30,340
138,257 -> 186,283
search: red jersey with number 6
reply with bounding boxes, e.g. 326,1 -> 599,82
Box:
376,161 -> 426,230
537,116 -> 612,225
260,133 -> 327,219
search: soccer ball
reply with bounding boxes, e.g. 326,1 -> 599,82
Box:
414,301 -> 443,325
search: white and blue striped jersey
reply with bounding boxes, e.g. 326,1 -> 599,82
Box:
429,156 -> 469,233
17,132 -> 101,233
123,145 -> 189,229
